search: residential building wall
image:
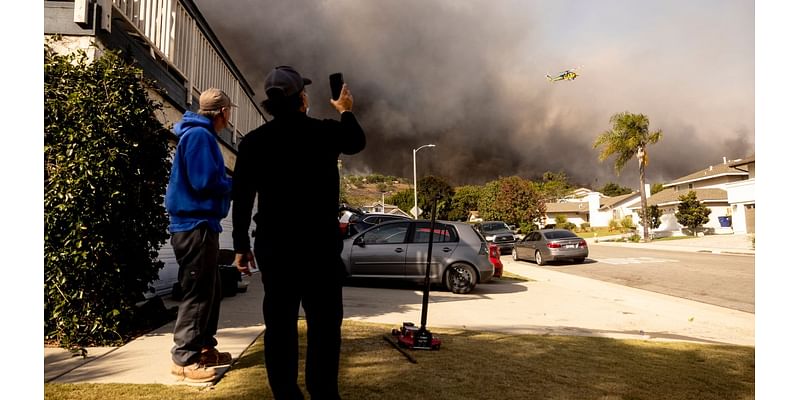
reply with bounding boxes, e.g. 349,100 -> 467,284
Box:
45,0 -> 263,296
545,212 -> 588,227
726,178 -> 755,234
669,174 -> 746,191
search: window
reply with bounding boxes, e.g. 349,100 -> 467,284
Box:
363,223 -> 409,245
544,230 -> 578,239
412,223 -> 458,243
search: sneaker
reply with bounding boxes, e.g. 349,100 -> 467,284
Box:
171,362 -> 216,382
199,347 -> 232,367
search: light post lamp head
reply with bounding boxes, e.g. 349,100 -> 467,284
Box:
412,144 -> 436,219
414,144 -> 436,154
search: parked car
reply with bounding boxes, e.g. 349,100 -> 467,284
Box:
341,219 -> 495,293
512,229 -> 588,265
340,208 -> 411,238
474,221 -> 517,255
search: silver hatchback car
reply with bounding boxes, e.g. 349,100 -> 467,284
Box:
341,220 -> 495,294
512,229 -> 588,265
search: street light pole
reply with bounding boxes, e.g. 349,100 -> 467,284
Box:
413,144 -> 436,219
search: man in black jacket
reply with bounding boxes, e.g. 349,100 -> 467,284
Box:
232,65 -> 365,400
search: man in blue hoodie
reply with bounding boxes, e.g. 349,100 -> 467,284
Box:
165,88 -> 234,382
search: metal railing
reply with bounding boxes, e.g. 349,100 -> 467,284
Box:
110,0 -> 264,143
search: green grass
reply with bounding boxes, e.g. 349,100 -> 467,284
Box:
45,320 -> 754,400
575,228 -> 624,238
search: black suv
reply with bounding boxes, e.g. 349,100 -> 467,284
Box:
475,221 -> 517,254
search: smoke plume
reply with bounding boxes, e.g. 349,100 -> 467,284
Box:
195,0 -> 754,188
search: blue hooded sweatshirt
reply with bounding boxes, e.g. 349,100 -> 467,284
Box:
165,111 -> 232,233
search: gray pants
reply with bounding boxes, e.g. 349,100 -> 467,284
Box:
170,224 -> 222,366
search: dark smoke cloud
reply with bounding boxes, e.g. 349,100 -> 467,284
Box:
195,0 -> 754,188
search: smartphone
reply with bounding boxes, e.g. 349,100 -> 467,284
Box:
329,73 -> 344,100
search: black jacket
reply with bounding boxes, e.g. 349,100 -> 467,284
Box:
231,111 -> 365,255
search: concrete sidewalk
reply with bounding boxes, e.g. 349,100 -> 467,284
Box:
45,233 -> 755,386
45,276 -> 266,386
590,233 -> 755,255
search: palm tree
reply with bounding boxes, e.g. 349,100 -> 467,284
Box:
593,112 -> 662,242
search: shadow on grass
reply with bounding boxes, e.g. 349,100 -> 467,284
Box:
45,321 -> 754,400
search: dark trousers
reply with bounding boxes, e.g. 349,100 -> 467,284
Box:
170,224 -> 222,366
255,242 -> 345,400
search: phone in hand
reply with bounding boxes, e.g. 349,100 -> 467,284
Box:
329,73 -> 344,100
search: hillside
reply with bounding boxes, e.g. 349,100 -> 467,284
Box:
342,176 -> 412,208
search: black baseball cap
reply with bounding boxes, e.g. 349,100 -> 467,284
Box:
264,65 -> 312,99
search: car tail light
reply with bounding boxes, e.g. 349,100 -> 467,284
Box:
547,242 -> 562,248
579,239 -> 587,248
489,244 -> 500,259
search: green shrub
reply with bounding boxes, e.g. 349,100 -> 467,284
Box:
580,222 -> 591,232
621,215 -> 635,231
44,44 -> 171,348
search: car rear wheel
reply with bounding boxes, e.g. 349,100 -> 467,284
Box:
535,250 -> 546,266
512,248 -> 518,261
444,263 -> 477,294
574,257 -> 585,264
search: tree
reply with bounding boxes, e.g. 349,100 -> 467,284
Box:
650,182 -> 665,195
387,188 -> 414,214
594,112 -> 662,241
599,182 -> 633,197
675,191 -> 711,236
637,205 -> 663,230
45,45 -> 171,348
536,171 -> 574,202
447,185 -> 483,221
418,175 -> 454,219
479,176 -> 546,233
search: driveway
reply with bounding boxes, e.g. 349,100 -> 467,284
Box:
342,260 -> 754,346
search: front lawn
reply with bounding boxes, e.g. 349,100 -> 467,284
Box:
45,320 -> 755,400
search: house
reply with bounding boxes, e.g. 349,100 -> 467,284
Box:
597,191 -> 646,226
45,0 -> 263,295
544,187 -> 649,228
725,156 -> 755,234
632,156 -> 755,236
543,201 -> 591,227
361,202 -> 412,218
547,155 -> 755,237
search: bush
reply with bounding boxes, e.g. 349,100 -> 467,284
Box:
580,222 -> 591,232
621,215 -> 635,231
44,44 -> 171,348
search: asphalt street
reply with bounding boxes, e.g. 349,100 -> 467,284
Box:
517,246 -> 755,313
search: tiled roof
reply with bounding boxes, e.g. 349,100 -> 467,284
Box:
545,202 -> 590,213
632,188 -> 728,209
665,160 -> 748,187
727,155 -> 755,168
599,192 -> 640,209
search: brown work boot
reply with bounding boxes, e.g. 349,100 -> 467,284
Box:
199,347 -> 232,367
171,362 -> 216,382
